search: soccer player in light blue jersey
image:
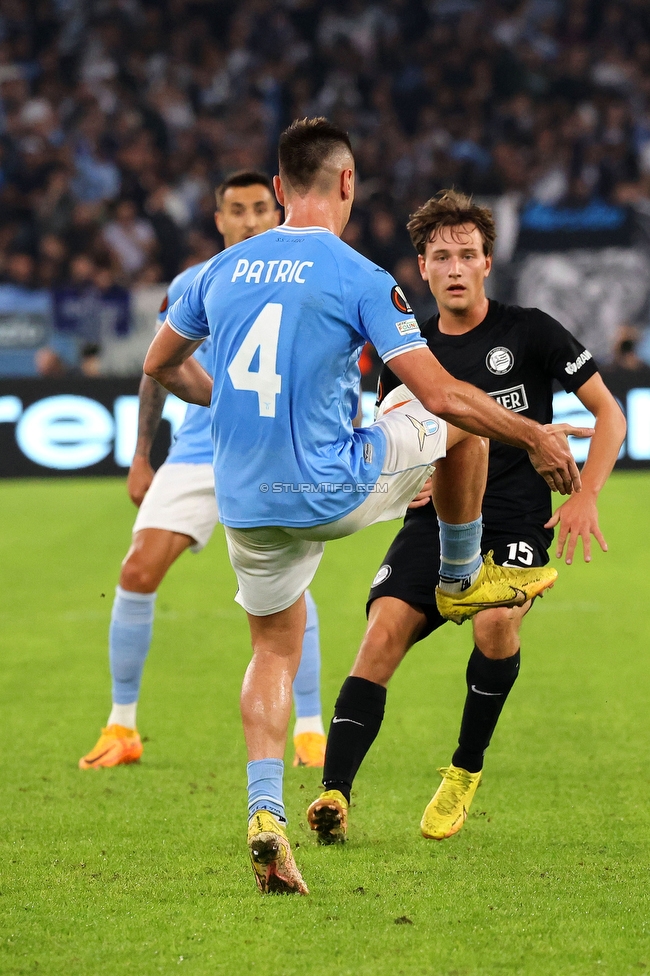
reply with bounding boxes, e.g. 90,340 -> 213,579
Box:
80,172 -> 327,772
144,118 -> 591,895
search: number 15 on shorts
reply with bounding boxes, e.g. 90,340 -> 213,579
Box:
505,541 -> 534,566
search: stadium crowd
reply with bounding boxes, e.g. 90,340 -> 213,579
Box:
1,0 -> 650,369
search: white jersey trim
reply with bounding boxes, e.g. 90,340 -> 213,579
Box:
166,315 -> 208,342
278,224 -> 334,234
382,338 -> 428,363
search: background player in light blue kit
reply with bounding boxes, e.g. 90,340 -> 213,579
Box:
80,172 -> 327,771
145,118 -> 591,895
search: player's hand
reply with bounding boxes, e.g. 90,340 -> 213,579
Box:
528,423 -> 594,495
127,455 -> 154,507
545,493 -> 607,564
408,476 -> 433,509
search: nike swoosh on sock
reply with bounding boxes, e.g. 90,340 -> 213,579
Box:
470,685 -> 503,697
332,717 -> 365,726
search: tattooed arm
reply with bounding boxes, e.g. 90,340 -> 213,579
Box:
126,374 -> 169,507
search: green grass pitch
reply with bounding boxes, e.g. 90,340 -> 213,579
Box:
1,472 -> 649,976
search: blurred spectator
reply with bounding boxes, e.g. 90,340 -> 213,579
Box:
63,202 -> 104,259
35,341 -> 103,377
93,260 -> 131,339
1,251 -> 36,289
102,198 -> 156,279
35,345 -> 66,377
0,251 -> 50,316
80,343 -> 102,377
69,254 -> 96,287
609,326 -> 646,371
145,184 -> 184,280
70,106 -> 121,204
35,166 -> 75,237
341,216 -> 368,256
50,254 -> 130,371
37,233 -> 67,287
364,208 -> 413,271
52,254 -> 98,343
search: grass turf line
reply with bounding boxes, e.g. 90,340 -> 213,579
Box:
0,473 -> 649,976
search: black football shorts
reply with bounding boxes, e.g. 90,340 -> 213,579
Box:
367,515 -> 550,642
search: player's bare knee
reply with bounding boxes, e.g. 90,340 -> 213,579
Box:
352,599 -> 419,684
473,608 -> 519,658
446,428 -> 488,454
365,604 -> 412,655
249,642 -> 303,679
119,551 -> 160,593
357,626 -> 399,673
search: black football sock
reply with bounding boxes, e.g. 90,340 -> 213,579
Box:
322,676 -> 387,803
452,645 -> 520,774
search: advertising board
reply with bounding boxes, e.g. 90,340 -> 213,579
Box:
1,371 -> 648,477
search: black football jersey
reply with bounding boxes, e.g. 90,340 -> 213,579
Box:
377,300 -> 599,543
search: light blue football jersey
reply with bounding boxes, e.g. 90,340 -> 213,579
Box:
167,225 -> 426,528
159,262 -> 214,466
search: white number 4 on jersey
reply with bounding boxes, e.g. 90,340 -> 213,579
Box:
227,303 -> 282,417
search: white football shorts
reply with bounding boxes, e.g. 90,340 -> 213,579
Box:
225,390 -> 447,615
132,461 -> 218,552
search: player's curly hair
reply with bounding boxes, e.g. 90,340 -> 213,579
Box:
407,189 -> 496,257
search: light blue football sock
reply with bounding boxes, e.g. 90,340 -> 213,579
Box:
247,759 -> 286,823
292,589 -> 322,720
438,517 -> 483,592
109,586 -> 156,705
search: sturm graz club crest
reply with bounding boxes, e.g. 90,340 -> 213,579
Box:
486,346 -> 514,375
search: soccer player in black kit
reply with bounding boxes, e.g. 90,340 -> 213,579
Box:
308,190 -> 626,844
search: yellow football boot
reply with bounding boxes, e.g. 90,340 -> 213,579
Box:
420,765 -> 482,840
247,810 -> 308,895
307,789 -> 349,844
293,732 -> 326,768
435,551 -> 557,625
78,725 -> 143,769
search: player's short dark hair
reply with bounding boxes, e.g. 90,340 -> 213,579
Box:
407,189 -> 496,257
215,170 -> 274,208
278,117 -> 353,193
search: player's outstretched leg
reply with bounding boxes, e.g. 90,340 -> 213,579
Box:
430,432 -> 556,624
435,551 -> 557,625
375,391 -> 557,625
292,589 -> 326,767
